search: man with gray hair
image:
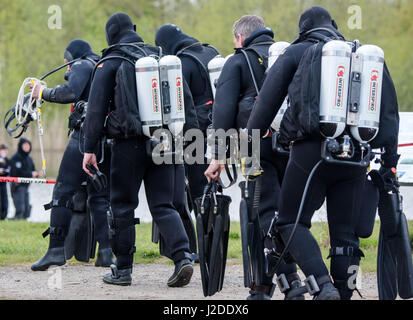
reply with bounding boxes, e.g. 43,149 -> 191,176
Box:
205,15 -> 302,300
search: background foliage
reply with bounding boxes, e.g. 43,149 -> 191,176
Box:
0,0 -> 411,175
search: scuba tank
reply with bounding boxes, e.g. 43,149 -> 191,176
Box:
136,55 -> 186,138
349,45 -> 384,143
268,42 -> 291,131
267,41 -> 290,71
319,40 -> 352,139
135,57 -> 163,138
208,55 -> 225,98
319,40 -> 384,167
159,55 -> 185,137
224,54 -> 233,64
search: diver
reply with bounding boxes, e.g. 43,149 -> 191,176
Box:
246,6 -> 400,300
204,15 -> 301,300
31,39 -> 114,271
155,24 -> 220,206
82,12 -> 194,287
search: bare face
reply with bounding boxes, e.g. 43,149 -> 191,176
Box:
0,149 -> 8,158
21,142 -> 31,153
64,58 -> 71,72
233,34 -> 246,48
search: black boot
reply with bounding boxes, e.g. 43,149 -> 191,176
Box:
167,258 -> 194,287
246,284 -> 275,300
314,282 -> 341,300
95,248 -> 115,267
103,264 -> 132,286
31,247 -> 66,271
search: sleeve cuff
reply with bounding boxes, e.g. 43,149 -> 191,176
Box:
84,138 -> 98,154
41,88 -> 52,102
381,153 -> 400,168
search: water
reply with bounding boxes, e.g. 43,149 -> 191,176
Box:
2,181 -> 413,224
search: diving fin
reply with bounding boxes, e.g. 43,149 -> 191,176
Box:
194,182 -> 232,297
196,213 -> 209,297
64,187 -> 94,262
377,224 -> 398,300
151,221 -> 172,260
208,214 -> 223,296
371,170 -> 413,300
239,189 -> 252,287
151,221 -> 160,244
396,213 -> 413,299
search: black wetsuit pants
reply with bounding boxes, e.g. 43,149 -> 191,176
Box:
109,137 -> 191,270
276,138 -> 366,299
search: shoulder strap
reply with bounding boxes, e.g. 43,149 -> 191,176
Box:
177,45 -> 215,98
240,42 -> 273,95
240,49 -> 261,96
91,55 -> 135,80
92,43 -> 163,80
203,43 -> 220,55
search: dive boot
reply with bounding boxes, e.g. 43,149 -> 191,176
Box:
95,248 -> 115,267
167,258 -> 194,288
246,284 -> 275,300
31,247 -> 66,271
314,282 -> 341,300
103,264 -> 132,286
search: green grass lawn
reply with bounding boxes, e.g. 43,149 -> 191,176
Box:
1,220 -> 412,273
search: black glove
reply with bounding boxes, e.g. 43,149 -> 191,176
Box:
86,165 -> 108,192
369,166 -> 398,193
379,165 -> 399,189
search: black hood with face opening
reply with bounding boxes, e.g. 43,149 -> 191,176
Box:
155,24 -> 198,55
64,39 -> 96,62
105,12 -> 143,46
298,6 -> 336,35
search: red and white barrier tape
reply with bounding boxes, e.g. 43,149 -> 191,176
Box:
0,177 -> 56,184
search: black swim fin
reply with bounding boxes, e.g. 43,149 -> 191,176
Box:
371,170 -> 413,300
64,187 -> 94,262
194,182 -> 232,297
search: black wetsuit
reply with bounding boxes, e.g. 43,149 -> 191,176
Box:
247,24 -> 399,299
155,25 -> 219,206
43,50 -> 111,252
84,30 -> 193,270
212,27 -> 297,289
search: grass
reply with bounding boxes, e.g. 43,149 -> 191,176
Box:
1,220 -> 413,273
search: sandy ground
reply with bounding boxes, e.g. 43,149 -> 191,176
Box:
0,262 -> 387,300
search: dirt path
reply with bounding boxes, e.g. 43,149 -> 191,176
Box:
0,262 -> 390,300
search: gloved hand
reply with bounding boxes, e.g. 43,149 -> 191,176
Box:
379,165 -> 399,191
369,165 -> 398,193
